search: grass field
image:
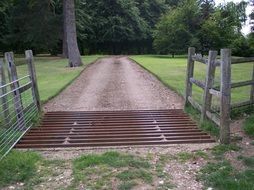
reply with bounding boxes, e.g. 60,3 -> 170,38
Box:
131,55 -> 253,106
16,55 -> 101,103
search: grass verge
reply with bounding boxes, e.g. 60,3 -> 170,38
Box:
198,161 -> 254,190
0,151 -> 41,188
16,55 -> 102,103
185,105 -> 219,137
199,143 -> 254,190
71,151 -> 152,190
243,114 -> 254,137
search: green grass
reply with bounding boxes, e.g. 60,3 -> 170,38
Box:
131,55 -> 253,105
16,55 -> 101,103
71,151 -> 152,189
176,151 -> 208,162
238,156 -> 254,167
211,144 -> 241,158
117,169 -> 153,183
0,151 -> 41,188
73,151 -> 150,169
243,114 -> 254,137
185,105 -> 219,137
118,181 -> 138,190
199,161 -> 254,190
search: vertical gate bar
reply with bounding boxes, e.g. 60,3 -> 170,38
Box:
0,59 -> 10,125
220,49 -> 231,144
25,50 -> 41,111
201,50 -> 217,122
4,52 -> 25,129
185,47 -> 195,107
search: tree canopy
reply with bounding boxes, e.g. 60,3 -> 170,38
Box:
0,0 -> 253,56
153,0 -> 253,56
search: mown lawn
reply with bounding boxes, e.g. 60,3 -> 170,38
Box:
131,55 -> 253,105
16,55 -> 102,103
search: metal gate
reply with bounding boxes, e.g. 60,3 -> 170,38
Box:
0,50 -> 40,160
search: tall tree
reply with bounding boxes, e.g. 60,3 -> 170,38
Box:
0,0 -> 61,54
62,0 -> 68,58
153,0 -> 199,55
63,0 -> 82,67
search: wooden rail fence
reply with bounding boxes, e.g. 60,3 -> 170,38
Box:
185,47 -> 254,144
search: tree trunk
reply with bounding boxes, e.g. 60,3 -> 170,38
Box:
62,0 -> 68,58
64,0 -> 82,67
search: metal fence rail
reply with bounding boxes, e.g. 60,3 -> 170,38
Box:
0,50 -> 40,160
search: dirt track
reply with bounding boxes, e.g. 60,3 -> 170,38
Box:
40,57 -> 216,190
44,57 -> 183,112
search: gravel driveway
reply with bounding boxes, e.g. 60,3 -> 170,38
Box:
44,57 -> 183,112
40,57 -> 216,190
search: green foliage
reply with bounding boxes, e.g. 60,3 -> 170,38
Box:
118,181 -> 138,190
199,161 -> 254,190
244,114 -> 254,137
184,105 -> 220,137
1,0 -> 62,54
0,0 -> 252,56
154,0 -> 251,56
0,151 -> 41,188
72,152 -> 152,189
74,151 -> 150,169
153,0 -> 199,55
211,144 -> 241,158
176,151 -> 208,162
78,0 -> 167,54
238,156 -> 254,167
117,170 -> 153,183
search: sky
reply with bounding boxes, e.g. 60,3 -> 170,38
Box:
214,0 -> 253,35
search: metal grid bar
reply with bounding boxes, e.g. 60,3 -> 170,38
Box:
16,110 -> 215,149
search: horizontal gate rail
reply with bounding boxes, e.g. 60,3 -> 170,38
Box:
0,50 -> 40,160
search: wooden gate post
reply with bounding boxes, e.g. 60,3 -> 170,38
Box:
185,47 -> 195,107
5,52 -> 25,128
201,50 -> 217,122
25,50 -> 41,111
0,59 -> 10,125
220,49 -> 231,144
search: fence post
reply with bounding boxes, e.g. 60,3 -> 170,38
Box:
25,50 -> 41,111
0,59 -> 10,125
220,49 -> 231,144
250,64 -> 254,104
4,52 -> 25,128
185,47 -> 195,107
201,50 -> 217,122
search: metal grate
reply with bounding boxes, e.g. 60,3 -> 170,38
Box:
16,109 -> 215,149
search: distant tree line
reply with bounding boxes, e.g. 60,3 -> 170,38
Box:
154,0 -> 254,57
0,0 -> 253,56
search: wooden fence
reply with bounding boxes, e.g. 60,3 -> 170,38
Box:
185,47 -> 254,144
0,50 -> 40,160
